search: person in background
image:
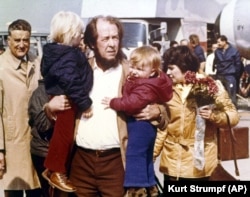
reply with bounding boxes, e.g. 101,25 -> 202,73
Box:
29,79 -> 71,197
41,11 -> 93,192
102,45 -> 172,197
0,45 -> 5,55
213,35 -> 242,107
189,34 -> 206,74
0,19 -> 41,197
154,46 -> 239,195
239,64 -> 250,97
79,33 -> 94,59
28,79 -> 52,197
78,33 -> 87,53
205,42 -> 218,76
43,15 -> 167,197
169,40 -> 178,48
179,38 -> 189,46
151,42 -> 161,53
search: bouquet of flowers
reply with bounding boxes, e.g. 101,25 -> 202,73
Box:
185,71 -> 219,170
184,71 -> 219,107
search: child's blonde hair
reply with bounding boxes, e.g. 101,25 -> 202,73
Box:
49,11 -> 84,46
129,45 -> 162,74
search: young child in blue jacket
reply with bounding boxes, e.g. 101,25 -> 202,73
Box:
41,11 -> 93,192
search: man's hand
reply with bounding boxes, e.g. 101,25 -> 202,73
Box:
44,95 -> 71,120
82,107 -> 93,119
48,95 -> 71,112
133,104 -> 160,121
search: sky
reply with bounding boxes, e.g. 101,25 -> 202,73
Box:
0,0 -> 233,33
0,0 -> 82,33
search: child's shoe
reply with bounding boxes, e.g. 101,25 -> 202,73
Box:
42,169 -> 76,192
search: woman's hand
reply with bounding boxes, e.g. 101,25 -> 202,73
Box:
198,105 -> 213,119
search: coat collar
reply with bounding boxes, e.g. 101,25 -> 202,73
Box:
4,48 -> 37,72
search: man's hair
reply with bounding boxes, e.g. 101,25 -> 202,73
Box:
180,39 -> 189,46
217,35 -> 228,43
0,45 -> 5,51
84,15 -> 124,60
8,19 -> 31,35
189,34 -> 200,45
170,40 -> 178,47
151,42 -> 161,51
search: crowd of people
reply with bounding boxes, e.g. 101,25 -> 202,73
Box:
170,34 -> 249,104
0,10 -> 246,197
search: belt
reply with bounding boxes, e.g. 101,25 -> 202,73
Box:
78,146 -> 120,157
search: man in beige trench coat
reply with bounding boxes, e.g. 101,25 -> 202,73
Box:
0,19 -> 41,197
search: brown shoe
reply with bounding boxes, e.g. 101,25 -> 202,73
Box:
126,187 -> 147,197
44,170 -> 76,193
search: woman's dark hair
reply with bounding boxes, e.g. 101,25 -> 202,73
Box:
162,45 -> 200,73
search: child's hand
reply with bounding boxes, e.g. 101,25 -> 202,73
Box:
101,97 -> 111,109
82,107 -> 93,119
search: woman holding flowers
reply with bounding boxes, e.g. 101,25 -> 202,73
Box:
153,46 -> 239,186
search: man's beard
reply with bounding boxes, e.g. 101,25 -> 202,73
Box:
95,50 -> 119,70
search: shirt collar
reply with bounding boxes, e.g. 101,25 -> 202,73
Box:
93,58 -> 120,73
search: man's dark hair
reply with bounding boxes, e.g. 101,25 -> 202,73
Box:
8,19 -> 31,36
0,45 -> 5,51
217,35 -> 228,43
84,15 -> 124,61
151,42 -> 161,51
170,40 -> 178,47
